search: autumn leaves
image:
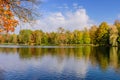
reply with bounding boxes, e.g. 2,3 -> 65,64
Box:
0,0 -> 18,32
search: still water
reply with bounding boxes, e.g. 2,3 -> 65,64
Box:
0,46 -> 120,80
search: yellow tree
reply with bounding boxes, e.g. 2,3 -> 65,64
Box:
109,25 -> 118,46
89,25 -> 98,44
96,22 -> 109,45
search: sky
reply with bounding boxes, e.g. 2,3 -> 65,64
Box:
15,0 -> 120,33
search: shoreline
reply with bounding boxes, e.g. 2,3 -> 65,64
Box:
0,44 -> 114,48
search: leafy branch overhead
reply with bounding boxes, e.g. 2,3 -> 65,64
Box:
0,0 -> 41,32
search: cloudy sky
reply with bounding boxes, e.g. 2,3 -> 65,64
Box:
15,0 -> 120,33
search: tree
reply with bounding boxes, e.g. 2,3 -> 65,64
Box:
0,0 -> 41,32
65,30 -> 71,44
48,32 -> 58,44
9,34 -> 17,43
18,29 -> 32,44
42,33 -> 49,45
96,22 -> 109,45
73,30 -> 83,44
0,34 -> 5,43
114,20 -> 120,44
57,27 -> 66,44
32,30 -> 43,45
89,25 -> 98,44
83,28 -> 91,44
0,0 -> 18,32
109,25 -> 118,46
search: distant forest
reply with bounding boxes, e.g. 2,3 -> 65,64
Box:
0,20 -> 120,46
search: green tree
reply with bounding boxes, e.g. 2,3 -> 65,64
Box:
73,30 -> 83,44
83,28 -> 91,44
18,29 -> 32,45
65,30 -> 74,44
11,34 -> 17,44
42,33 -> 48,45
48,32 -> 58,44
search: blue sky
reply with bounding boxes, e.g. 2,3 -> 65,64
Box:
16,0 -> 120,33
40,0 -> 120,24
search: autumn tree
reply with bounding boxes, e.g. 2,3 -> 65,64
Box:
32,30 -> 43,45
109,25 -> 118,46
65,30 -> 74,44
57,27 -> 67,44
96,22 -> 110,45
0,0 -> 18,32
114,20 -> 120,44
0,34 -> 5,43
89,25 -> 98,44
0,0 -> 41,32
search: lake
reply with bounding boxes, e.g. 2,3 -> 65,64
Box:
0,46 -> 120,80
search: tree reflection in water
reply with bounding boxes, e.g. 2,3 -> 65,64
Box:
0,46 -> 119,72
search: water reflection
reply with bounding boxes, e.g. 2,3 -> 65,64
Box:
0,46 -> 120,80
0,47 -> 120,70
0,67 -> 5,80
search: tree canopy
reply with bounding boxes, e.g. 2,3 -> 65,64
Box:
0,0 -> 41,32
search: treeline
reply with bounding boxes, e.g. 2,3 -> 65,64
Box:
0,20 -> 120,46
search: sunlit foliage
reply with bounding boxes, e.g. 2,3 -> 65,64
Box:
95,22 -> 109,45
109,25 -> 118,46
0,0 -> 41,32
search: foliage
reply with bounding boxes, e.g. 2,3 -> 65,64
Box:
1,21 -> 120,46
0,0 -> 41,32
73,30 -> 83,44
18,29 -> 32,44
95,22 -> 109,45
0,0 -> 18,32
114,20 -> 120,44
32,30 -> 43,45
83,28 -> 91,44
89,25 -> 98,44
109,25 -> 118,46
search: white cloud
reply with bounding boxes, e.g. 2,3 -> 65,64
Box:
15,8 -> 93,33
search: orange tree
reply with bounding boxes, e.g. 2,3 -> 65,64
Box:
0,0 -> 41,33
0,0 -> 18,32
